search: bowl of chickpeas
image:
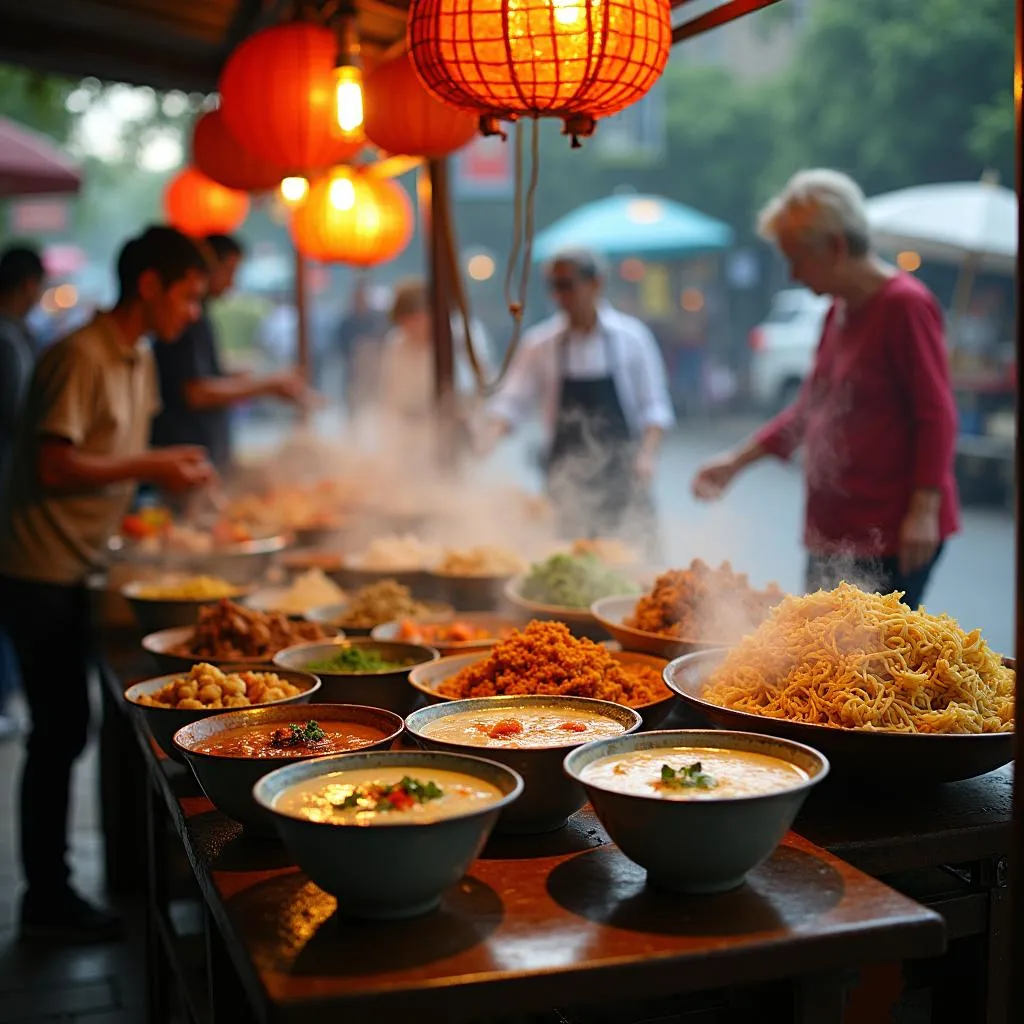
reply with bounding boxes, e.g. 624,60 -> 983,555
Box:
124,662 -> 320,762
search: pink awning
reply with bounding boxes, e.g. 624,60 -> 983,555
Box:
0,117 -> 82,197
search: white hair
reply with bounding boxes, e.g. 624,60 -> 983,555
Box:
757,169 -> 871,256
547,247 -> 609,282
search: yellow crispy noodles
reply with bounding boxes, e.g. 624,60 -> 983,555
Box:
704,583 -> 1015,734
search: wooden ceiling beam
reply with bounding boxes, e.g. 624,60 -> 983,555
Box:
0,14 -> 221,91
671,0 -> 783,45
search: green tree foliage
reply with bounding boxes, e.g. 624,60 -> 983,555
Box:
0,65 -> 74,140
762,0 -> 1016,195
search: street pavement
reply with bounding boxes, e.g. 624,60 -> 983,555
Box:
481,414 -> 1017,656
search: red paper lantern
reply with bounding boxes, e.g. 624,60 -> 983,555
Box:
164,166 -> 249,237
191,109 -> 286,192
364,52 -> 478,159
290,168 -> 413,267
408,0 -> 673,139
219,22 -> 363,173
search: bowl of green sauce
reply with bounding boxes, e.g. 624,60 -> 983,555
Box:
505,553 -> 641,641
274,638 -> 439,715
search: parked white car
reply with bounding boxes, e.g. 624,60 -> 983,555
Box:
748,288 -> 831,412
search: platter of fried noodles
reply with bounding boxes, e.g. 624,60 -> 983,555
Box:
664,583 -> 1016,784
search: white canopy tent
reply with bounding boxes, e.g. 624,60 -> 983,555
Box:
865,180 -> 1017,275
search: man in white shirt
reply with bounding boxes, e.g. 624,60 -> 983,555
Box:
479,248 -> 675,551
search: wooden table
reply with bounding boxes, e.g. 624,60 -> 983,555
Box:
798,773 -> 1013,1024
135,718 -> 944,1024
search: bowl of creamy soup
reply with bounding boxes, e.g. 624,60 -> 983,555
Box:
253,751 -> 523,918
173,704 -> 404,831
405,696 -> 642,834
564,730 -> 829,894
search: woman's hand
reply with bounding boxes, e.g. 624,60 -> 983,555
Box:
899,490 -> 941,575
692,453 -> 741,501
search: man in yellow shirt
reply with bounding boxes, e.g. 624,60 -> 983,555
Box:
0,225 -> 215,941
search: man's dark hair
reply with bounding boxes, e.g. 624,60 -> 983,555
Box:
117,226 -> 207,300
204,234 -> 245,262
0,246 -> 45,295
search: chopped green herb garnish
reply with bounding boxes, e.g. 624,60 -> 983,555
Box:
294,721 -> 325,743
331,775 -> 445,813
657,762 -> 717,791
270,721 -> 326,749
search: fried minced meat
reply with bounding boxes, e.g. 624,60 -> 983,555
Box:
626,560 -> 783,641
174,599 -> 328,659
439,620 -> 666,707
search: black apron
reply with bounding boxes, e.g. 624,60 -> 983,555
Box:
545,328 -> 652,546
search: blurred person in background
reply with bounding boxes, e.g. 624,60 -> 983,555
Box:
334,276 -> 389,420
151,235 -> 312,472
693,169 -> 959,608
0,245 -> 45,741
477,248 -> 675,555
377,277 -> 492,445
0,226 -> 216,941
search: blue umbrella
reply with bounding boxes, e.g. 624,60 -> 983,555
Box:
532,193 -> 733,262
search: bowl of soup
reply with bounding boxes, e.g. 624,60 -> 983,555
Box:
273,639 -> 439,715
173,704 -> 403,831
405,696 -> 642,834
564,730 -> 829,894
124,664 -> 320,762
253,750 -> 523,918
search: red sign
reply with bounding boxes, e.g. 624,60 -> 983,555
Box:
8,197 -> 70,234
453,135 -> 514,199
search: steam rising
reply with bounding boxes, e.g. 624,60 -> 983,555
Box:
185,364 -> 892,641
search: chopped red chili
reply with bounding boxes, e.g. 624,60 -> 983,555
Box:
488,718 -> 524,739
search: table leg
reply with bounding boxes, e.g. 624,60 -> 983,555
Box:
206,903 -> 258,1024
99,661 -> 147,897
980,858 -> 1010,1024
145,779 -> 171,1024
794,972 -> 849,1024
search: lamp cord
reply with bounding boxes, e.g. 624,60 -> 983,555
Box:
445,118 -> 541,398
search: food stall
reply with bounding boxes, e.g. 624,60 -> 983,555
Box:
0,1 -> 1019,1023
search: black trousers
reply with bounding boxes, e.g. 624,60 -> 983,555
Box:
805,544 -> 945,609
0,575 -> 94,895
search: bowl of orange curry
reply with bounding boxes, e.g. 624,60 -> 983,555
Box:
173,703 -> 404,832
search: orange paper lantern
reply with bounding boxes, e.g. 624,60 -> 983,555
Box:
290,168 -> 413,267
219,21 -> 363,173
408,0 -> 673,139
364,52 -> 479,159
191,109 -> 286,192
164,166 -> 249,237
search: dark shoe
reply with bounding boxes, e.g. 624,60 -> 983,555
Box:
19,888 -> 123,943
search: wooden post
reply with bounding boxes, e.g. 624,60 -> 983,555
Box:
1010,2 -> 1022,1019
294,245 -> 310,383
424,157 -> 457,469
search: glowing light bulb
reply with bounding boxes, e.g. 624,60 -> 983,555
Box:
280,177 -> 309,205
329,175 -> 356,211
552,0 -> 586,28
467,253 -> 496,281
336,65 -> 365,137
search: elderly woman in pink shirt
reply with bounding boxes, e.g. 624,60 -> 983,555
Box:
694,170 -> 959,608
